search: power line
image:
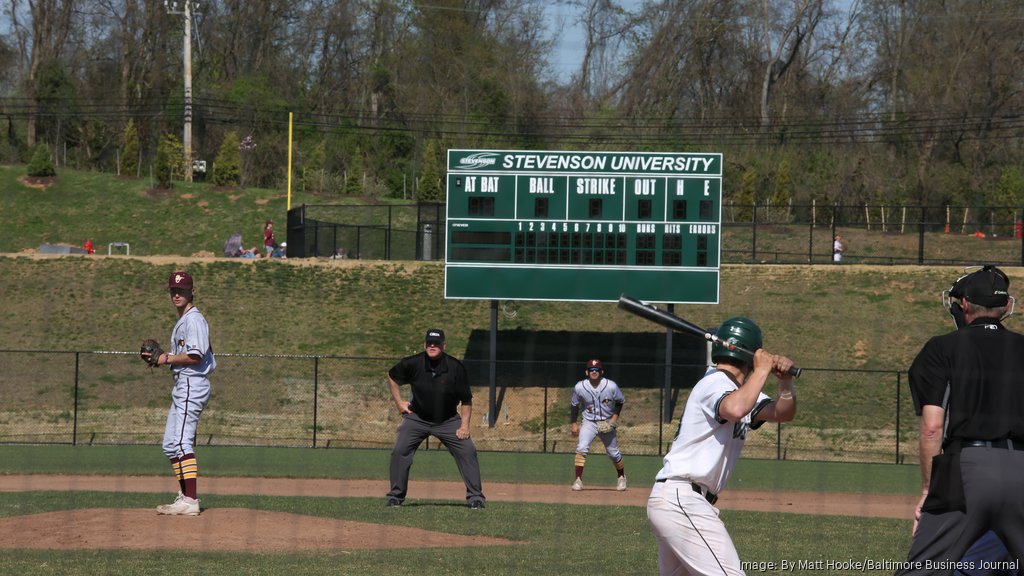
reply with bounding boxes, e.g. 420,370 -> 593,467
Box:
3,95 -> 1022,148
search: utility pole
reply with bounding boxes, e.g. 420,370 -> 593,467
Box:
166,1 -> 194,182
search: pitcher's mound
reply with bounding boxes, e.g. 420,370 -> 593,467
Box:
0,508 -> 516,551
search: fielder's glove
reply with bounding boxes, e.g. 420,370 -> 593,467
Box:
595,419 -> 617,434
140,339 -> 165,367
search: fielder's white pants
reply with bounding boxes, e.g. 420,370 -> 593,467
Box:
574,418 -> 622,461
647,480 -> 745,576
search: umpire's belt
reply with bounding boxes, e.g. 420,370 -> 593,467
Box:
960,438 -> 1024,451
656,479 -> 718,505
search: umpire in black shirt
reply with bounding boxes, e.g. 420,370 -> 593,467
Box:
899,266 -> 1024,574
385,328 -> 486,509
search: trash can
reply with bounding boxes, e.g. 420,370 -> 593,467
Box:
420,224 -> 433,261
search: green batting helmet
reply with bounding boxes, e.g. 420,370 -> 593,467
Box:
711,317 -> 763,366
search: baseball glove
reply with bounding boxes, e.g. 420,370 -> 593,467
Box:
140,339 -> 164,367
595,419 -> 617,434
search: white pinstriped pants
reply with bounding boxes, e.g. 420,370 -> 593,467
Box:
647,480 -> 744,576
574,418 -> 622,461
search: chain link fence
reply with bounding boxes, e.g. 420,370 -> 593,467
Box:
725,203 -> 1024,266
285,203 -> 445,260
0,350 -> 917,465
280,201 -> 1024,266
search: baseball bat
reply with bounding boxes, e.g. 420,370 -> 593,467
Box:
617,294 -> 802,378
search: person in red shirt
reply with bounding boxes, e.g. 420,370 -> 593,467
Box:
263,220 -> 276,258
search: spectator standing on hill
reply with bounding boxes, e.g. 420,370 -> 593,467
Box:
263,220 -> 276,258
385,328 -> 486,509
833,234 -> 844,262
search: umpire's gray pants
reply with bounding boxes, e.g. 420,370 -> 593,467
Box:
387,413 -> 485,505
897,447 -> 1024,575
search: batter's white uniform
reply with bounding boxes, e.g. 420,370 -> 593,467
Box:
162,305 -> 215,460
647,367 -> 772,576
571,377 -> 625,460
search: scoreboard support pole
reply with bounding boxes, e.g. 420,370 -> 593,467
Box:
662,304 -> 674,432
488,299 -> 498,428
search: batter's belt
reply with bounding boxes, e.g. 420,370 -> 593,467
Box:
656,478 -> 718,505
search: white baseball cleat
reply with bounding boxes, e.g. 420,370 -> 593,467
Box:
571,478 -> 583,491
616,476 -> 628,491
157,494 -> 200,516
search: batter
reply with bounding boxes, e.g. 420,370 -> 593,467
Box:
647,317 -> 796,576
147,271 -> 216,516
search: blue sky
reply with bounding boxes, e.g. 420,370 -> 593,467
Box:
545,0 -> 642,80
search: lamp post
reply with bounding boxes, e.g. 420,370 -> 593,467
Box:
166,1 -> 195,182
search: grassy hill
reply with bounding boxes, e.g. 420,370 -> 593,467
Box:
0,254 -> 1005,371
0,163 -> 410,256
1,162 -> 1017,368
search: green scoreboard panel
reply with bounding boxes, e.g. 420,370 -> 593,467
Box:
444,149 -> 722,303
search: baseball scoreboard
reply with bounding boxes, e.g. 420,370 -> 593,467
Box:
444,149 -> 723,303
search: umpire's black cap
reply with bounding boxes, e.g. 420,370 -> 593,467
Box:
960,266 -> 1010,307
425,328 -> 446,345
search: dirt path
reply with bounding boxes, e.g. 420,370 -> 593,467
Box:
0,474 -> 917,519
0,475 -> 914,552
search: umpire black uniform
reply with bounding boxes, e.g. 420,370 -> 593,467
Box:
385,328 -> 486,508
899,267 -> 1024,574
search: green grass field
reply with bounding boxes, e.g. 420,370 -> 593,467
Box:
0,446 -> 917,575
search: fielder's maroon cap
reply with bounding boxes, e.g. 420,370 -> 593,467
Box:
586,359 -> 603,371
168,271 -> 194,291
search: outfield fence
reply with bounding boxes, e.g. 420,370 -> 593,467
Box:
281,202 -> 1024,267
0,350 -> 918,465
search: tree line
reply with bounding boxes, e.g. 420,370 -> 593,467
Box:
1,0 -> 1022,209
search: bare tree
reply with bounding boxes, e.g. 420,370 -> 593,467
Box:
9,0 -> 79,148
752,0 -> 825,129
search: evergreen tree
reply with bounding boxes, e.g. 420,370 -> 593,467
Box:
120,119 -> 139,177
417,140 -> 442,202
212,131 -> 242,187
345,149 -> 365,195
26,144 -> 56,177
770,159 -> 793,221
155,134 -> 177,189
735,168 -> 757,222
299,140 -> 327,193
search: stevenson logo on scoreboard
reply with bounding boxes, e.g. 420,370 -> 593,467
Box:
457,152 -> 499,169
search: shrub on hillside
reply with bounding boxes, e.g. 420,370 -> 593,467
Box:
155,134 -> 176,189
26,144 -> 56,177
120,120 -> 139,177
212,131 -> 242,187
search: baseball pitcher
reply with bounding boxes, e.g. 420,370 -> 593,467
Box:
140,271 -> 216,516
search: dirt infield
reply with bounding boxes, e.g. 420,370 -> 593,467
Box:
0,475 -> 916,551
